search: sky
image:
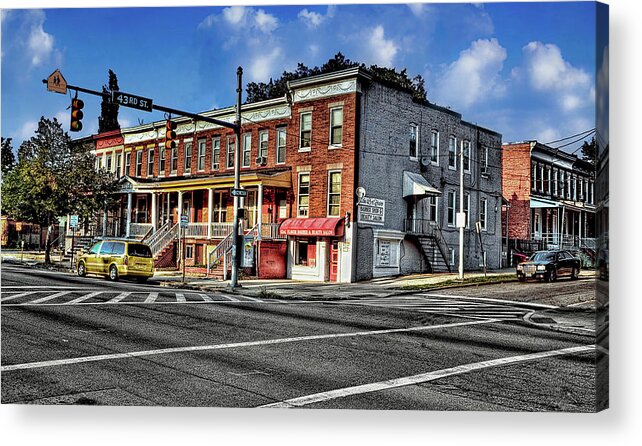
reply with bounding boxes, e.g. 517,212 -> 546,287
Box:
1,1 -> 606,155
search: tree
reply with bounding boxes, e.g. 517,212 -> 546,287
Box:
98,69 -> 121,133
580,137 -> 596,165
2,117 -> 119,263
1,137 -> 16,177
245,52 -> 429,105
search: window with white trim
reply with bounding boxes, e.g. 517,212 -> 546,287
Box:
107,154 -> 113,173
136,150 -> 143,176
259,131 -> 268,158
184,141 -> 192,173
226,136 -> 236,169
448,136 -> 457,170
171,147 -> 178,174
409,123 -> 418,159
479,197 -> 487,231
330,107 -> 343,146
299,112 -> 312,150
159,149 -> 165,176
427,196 -> 438,222
553,169 -> 559,196
297,173 -> 310,217
211,136 -> 220,170
463,140 -> 471,173
480,145 -> 489,174
147,149 -> 154,177
125,152 -> 131,176
430,130 -> 439,164
116,153 -> 122,177
327,171 -> 341,216
242,133 -> 251,167
197,138 -> 206,171
447,190 -> 456,227
464,193 -> 470,228
449,248 -> 456,266
276,127 -> 286,164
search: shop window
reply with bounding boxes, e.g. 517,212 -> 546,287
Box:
295,239 -> 316,267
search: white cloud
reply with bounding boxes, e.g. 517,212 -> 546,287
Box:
522,41 -> 591,91
434,38 -> 507,109
255,9 -> 278,33
54,111 -> 68,126
407,4 -> 426,18
222,6 -> 248,26
21,10 -> 55,68
367,25 -> 398,67
18,120 -> 38,141
298,9 -> 324,28
249,47 -> 283,82
537,127 -> 560,144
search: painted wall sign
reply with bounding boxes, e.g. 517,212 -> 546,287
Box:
358,197 -> 385,226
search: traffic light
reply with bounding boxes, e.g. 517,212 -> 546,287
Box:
165,119 -> 177,149
70,98 -> 84,132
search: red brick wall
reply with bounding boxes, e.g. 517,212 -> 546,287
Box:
502,142 -> 532,240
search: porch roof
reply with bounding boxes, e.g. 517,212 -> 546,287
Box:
118,169 -> 292,193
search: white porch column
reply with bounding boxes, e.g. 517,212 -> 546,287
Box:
125,192 -> 133,238
178,191 -> 184,219
207,188 -> 214,239
257,184 -> 263,234
151,192 -> 158,231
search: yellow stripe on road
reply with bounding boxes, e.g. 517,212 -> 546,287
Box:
260,345 -> 596,408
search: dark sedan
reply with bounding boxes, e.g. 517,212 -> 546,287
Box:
516,250 -> 580,282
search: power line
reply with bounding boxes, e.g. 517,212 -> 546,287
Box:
544,128 -> 595,145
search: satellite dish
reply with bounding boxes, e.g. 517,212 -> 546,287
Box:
355,187 -> 366,199
420,157 -> 431,167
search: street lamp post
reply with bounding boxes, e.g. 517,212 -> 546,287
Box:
229,66 -> 243,289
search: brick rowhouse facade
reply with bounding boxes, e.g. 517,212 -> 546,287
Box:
89,67 -> 504,282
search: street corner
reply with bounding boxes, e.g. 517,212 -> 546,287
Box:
524,308 -> 596,337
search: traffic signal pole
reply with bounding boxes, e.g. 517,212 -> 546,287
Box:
229,67 -> 243,290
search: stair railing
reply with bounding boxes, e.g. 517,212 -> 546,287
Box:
207,229 -> 234,274
149,223 -> 178,258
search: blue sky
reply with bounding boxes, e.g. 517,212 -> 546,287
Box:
2,1 -> 605,153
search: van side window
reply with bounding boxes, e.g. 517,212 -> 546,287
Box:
89,243 -> 101,255
112,243 -> 125,255
100,242 -> 114,255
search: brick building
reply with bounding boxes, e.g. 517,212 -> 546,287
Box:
89,67 -> 504,282
502,141 -> 596,257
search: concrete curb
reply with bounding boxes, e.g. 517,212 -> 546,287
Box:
523,311 -> 596,337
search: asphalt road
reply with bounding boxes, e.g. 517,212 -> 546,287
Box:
1,264 -> 597,411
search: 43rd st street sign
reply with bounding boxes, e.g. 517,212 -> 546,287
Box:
112,91 -> 153,112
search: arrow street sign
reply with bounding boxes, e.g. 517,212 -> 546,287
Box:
230,188 -> 247,197
112,91 -> 153,112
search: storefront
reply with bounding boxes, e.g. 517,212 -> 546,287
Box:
279,217 -> 346,282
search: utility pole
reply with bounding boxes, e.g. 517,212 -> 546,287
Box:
458,143 -> 465,280
229,67 -> 243,289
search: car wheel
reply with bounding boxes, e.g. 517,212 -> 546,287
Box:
109,265 -> 119,281
571,267 -> 579,280
548,269 -> 557,282
77,261 -> 86,277
518,276 -> 526,282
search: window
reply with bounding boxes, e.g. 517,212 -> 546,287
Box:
464,193 -> 470,228
197,138 -> 206,171
448,136 -> 457,169
211,136 -> 220,170
294,239 -> 316,267
447,190 -> 456,227
478,252 -> 487,268
100,242 -> 115,255
449,248 -> 456,266
227,136 -> 236,169
184,141 -> 192,173
463,140 -> 471,172
242,133 -> 252,167
559,170 -> 565,197
299,112 -> 312,150
428,196 -> 438,222
409,123 -> 418,159
106,154 -> 113,172
532,163 -> 537,191
480,145 -> 489,174
297,173 -> 310,217
116,153 -> 122,177
147,149 -> 154,177
553,169 -> 559,196
186,245 -> 194,259
112,242 -> 125,256
330,107 -> 343,146
89,242 -> 101,255
544,166 -> 550,194
430,131 -> 439,164
259,131 -> 268,158
125,152 -> 131,176
159,149 -> 166,176
276,127 -> 286,164
376,239 -> 400,268
327,171 -> 341,216
171,147 -> 178,174
539,164 -> 544,192
212,191 -> 227,223
479,197 -> 487,231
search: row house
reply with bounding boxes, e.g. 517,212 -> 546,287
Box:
501,141 -> 596,253
91,67 -> 503,282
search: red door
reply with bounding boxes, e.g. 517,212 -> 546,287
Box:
329,240 -> 339,282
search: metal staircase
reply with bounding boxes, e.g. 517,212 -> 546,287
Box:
405,219 -> 451,273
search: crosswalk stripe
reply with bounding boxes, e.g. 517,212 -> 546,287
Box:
65,292 -> 102,304
221,294 -> 240,302
238,295 -> 263,302
176,293 -> 186,303
108,292 -> 131,303
1,291 -> 40,302
198,293 -> 213,302
26,291 -> 72,304
144,292 -> 158,303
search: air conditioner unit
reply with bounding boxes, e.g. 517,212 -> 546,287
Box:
256,156 -> 268,166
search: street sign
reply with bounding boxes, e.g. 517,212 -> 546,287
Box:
69,215 -> 79,228
180,215 -> 189,228
46,69 -> 67,94
112,91 -> 153,112
230,188 -> 247,197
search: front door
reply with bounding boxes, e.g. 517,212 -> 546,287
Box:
329,240 -> 339,282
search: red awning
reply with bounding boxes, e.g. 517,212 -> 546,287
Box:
279,217 -> 344,237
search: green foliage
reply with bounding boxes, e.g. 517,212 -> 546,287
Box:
580,137 -> 596,165
245,52 -> 428,105
1,137 -> 16,176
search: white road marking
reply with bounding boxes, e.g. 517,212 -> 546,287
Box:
198,293 -> 213,302
1,291 -> 40,302
260,345 -> 596,408
65,292 -> 102,305
175,293 -> 186,303
420,293 -> 558,309
1,319 -> 496,372
221,294 -> 240,302
2,286 -> 91,289
25,291 -> 72,304
237,295 -> 263,302
107,292 -> 131,303
144,292 -> 158,304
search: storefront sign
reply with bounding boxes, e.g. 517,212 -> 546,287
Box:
358,197 -> 385,226
279,218 -> 344,237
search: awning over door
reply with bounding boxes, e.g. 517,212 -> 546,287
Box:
403,171 -> 441,198
530,198 -> 560,208
279,217 -> 344,237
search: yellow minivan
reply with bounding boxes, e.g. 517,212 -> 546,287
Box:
77,239 -> 154,282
